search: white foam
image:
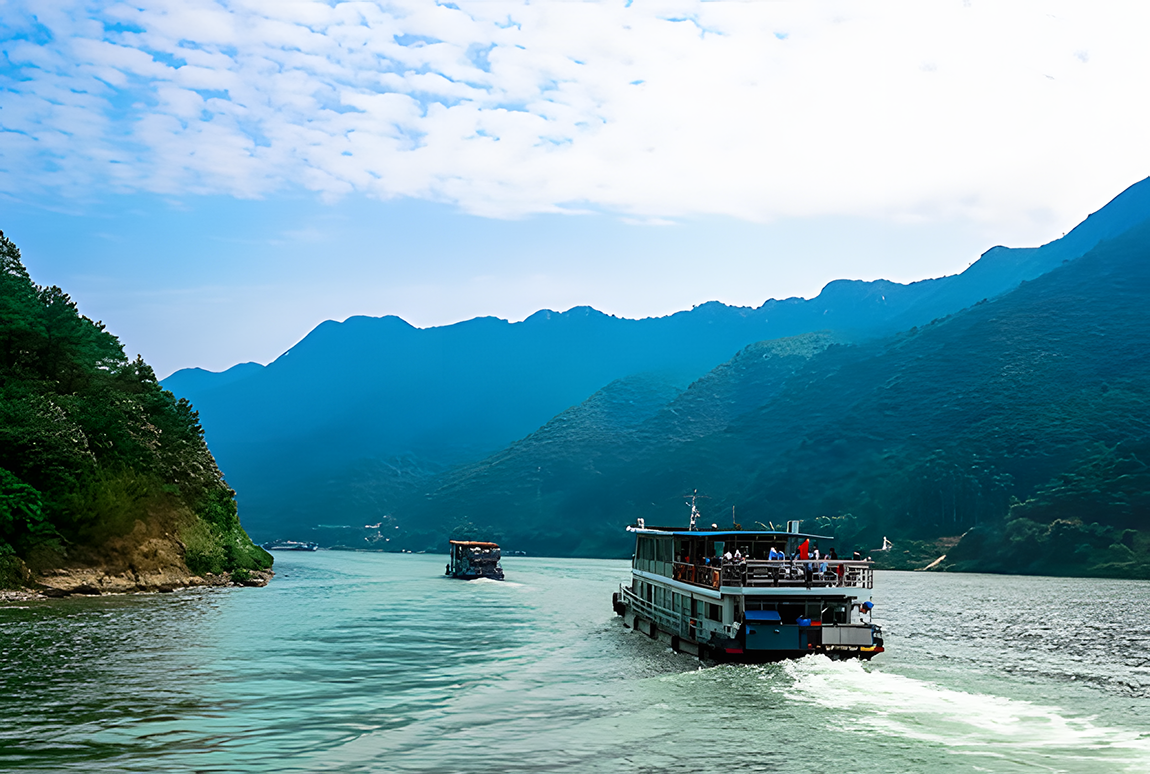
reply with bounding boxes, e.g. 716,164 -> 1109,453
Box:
468,577 -> 525,588
776,656 -> 1150,769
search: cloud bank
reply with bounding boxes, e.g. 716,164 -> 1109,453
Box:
3,1 -> 1149,224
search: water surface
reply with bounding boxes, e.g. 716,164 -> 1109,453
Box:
2,553 -> 1148,772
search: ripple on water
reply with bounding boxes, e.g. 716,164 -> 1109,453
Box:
1,556 -> 1148,773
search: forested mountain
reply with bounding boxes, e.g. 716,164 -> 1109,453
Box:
163,178 -> 1150,541
394,219 -> 1150,578
0,233 -> 270,592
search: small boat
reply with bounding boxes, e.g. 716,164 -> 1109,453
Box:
446,540 -> 505,580
611,496 -> 883,661
261,540 -> 319,552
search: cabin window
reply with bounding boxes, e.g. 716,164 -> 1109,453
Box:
706,603 -> 722,622
654,538 -> 669,576
823,603 -> 848,624
745,600 -> 777,612
778,603 -> 804,625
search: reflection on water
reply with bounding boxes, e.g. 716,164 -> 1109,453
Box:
2,554 -> 1149,773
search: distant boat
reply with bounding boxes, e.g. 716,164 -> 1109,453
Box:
446,540 -> 505,580
261,540 -> 318,552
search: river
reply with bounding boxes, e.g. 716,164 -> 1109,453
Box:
2,553 -> 1148,773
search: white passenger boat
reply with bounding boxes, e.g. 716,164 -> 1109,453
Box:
612,498 -> 883,661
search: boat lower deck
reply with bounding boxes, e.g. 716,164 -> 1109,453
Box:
615,582 -> 883,662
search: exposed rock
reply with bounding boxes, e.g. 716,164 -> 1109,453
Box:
24,516 -> 273,597
0,588 -> 45,602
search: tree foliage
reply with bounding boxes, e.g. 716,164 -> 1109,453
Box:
0,231 -> 270,584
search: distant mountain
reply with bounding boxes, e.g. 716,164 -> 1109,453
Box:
163,361 -> 265,394
163,177 -> 1150,541
399,218 -> 1150,577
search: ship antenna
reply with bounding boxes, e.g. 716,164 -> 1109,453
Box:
687,489 -> 702,530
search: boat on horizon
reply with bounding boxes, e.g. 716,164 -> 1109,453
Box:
261,540 -> 319,552
612,496 -> 883,661
445,540 -> 505,581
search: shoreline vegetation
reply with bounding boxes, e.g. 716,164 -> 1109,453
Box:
0,232 -> 272,596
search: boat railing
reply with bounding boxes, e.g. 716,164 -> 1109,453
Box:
620,584 -> 740,640
621,585 -> 682,635
671,562 -> 723,590
668,559 -> 872,590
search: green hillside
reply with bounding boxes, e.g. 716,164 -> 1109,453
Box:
0,233 -> 271,590
397,221 -> 1150,578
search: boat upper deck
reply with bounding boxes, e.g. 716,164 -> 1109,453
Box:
660,558 -> 873,591
629,524 -> 873,592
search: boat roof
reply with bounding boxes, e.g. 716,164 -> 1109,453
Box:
449,540 -> 501,548
629,526 -> 834,541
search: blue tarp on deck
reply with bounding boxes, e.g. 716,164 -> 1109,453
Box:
744,610 -> 782,622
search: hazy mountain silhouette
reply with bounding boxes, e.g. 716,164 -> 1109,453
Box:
163,177 -> 1150,541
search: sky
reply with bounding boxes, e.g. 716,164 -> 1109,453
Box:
2,0 -> 1149,378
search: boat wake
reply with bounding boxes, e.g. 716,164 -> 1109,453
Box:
469,577 -> 525,588
777,656 -> 1150,770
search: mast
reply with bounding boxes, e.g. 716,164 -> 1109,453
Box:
687,489 -> 700,530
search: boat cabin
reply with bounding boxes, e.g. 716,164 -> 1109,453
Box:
446,540 -> 505,581
614,523 -> 882,661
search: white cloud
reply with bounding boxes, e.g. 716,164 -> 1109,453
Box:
2,0 -> 1149,228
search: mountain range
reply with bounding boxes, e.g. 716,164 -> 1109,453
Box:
164,177 -> 1150,571
401,217 -> 1150,577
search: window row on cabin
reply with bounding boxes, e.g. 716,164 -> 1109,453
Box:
632,579 -> 723,622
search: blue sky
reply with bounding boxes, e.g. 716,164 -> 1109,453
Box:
3,1 -> 1149,377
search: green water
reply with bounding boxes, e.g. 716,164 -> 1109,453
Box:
2,553 -> 1148,773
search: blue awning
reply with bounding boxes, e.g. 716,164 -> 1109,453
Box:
744,610 -> 782,622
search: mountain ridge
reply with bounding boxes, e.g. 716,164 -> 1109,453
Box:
162,177 -> 1150,542
393,217 -> 1150,576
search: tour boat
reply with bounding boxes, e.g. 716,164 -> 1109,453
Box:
611,497 -> 883,661
446,540 -> 505,580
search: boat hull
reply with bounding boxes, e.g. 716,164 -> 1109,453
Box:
614,591 -> 883,662
446,569 -> 505,581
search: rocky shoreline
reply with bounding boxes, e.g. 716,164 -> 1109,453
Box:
1,568 -> 274,600
0,515 -> 276,600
